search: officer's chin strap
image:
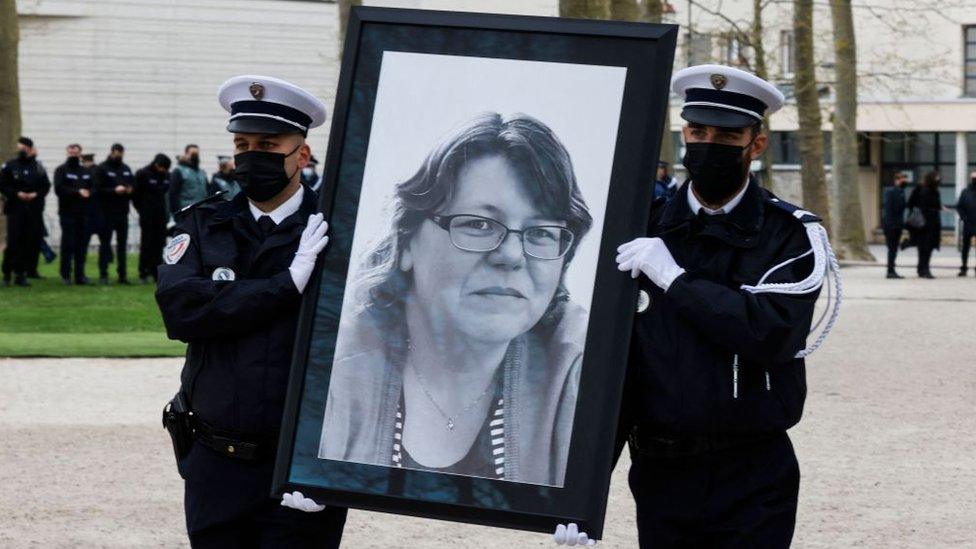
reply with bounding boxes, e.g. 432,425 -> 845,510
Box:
739,216 -> 842,359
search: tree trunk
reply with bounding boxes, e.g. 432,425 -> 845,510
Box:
337,0 -> 362,55
0,0 -> 21,250
829,0 -> 873,260
792,0 -> 832,235
752,0 -> 775,193
646,1 -> 674,166
603,2 -> 674,166
559,0 -> 611,19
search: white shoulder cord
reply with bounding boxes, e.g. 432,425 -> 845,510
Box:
739,212 -> 843,359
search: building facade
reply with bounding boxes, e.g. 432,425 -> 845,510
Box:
13,0 -> 976,245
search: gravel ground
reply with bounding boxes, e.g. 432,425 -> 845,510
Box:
1,256 -> 974,548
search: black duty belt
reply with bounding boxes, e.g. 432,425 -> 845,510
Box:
628,429 -> 779,459
191,417 -> 274,461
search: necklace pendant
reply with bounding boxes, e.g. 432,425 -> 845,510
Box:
447,420 -> 455,430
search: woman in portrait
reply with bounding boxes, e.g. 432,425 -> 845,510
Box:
319,112 -> 593,487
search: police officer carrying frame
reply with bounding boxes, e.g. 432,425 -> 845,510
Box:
555,65 -> 841,547
156,75 -> 347,547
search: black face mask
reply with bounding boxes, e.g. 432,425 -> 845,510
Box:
234,144 -> 301,202
682,141 -> 752,206
188,154 -> 200,168
971,177 -> 976,187
16,150 -> 29,161
67,156 -> 80,167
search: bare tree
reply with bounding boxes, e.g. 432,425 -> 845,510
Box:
751,0 -> 776,192
337,0 -> 362,55
560,0 -> 611,19
575,1 -> 675,166
829,0 -> 872,260
792,0 -> 832,234
0,0 -> 20,248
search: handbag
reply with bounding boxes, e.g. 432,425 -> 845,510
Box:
906,208 -> 925,229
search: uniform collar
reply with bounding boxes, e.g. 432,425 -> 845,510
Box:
657,176 -> 765,245
249,185 -> 304,224
687,178 -> 749,216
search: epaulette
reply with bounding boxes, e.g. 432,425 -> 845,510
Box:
765,194 -> 822,224
174,191 -> 227,219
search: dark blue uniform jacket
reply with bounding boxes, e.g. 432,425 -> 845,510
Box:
156,188 -> 316,439
626,179 -> 821,438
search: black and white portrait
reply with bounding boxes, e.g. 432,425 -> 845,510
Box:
317,52 -> 626,488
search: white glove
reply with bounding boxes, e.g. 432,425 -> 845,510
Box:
289,213 -> 330,294
553,523 -> 596,546
280,491 -> 325,513
615,237 -> 685,292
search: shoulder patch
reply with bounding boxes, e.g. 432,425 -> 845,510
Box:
765,195 -> 822,224
175,191 -> 227,219
164,234 -> 191,265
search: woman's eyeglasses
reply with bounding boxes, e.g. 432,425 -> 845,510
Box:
426,214 -> 575,260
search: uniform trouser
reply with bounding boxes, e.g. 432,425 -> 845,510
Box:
59,214 -> 90,281
138,215 -> 167,279
182,442 -> 347,549
98,213 -> 128,279
628,432 -> 799,549
186,487 -> 347,549
961,227 -> 975,269
884,227 -> 902,272
2,210 -> 43,278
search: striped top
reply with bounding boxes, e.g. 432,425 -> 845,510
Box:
392,389 -> 506,480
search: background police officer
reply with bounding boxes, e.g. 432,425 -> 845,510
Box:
155,75 -> 346,547
54,143 -> 94,285
133,153 -> 172,283
208,155 -> 241,199
93,143 -> 134,284
608,65 -> 835,548
1,136 -> 50,287
168,144 -> 208,214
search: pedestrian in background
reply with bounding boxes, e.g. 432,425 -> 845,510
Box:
168,144 -> 208,214
300,154 -> 321,192
957,170 -> 976,277
882,171 -> 908,279
54,143 -> 94,285
1,136 -> 50,287
134,153 -> 172,283
93,143 -> 134,285
906,170 -> 944,279
653,160 -> 677,202
208,155 -> 241,199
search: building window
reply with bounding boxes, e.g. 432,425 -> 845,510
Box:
686,31 -> 712,66
780,30 -> 795,77
880,132 -> 957,228
769,131 -> 833,165
966,26 -> 976,97
724,33 -> 748,67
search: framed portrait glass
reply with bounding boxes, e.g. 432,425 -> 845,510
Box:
274,6 -> 677,538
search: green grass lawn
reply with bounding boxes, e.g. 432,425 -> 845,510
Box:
0,252 -> 185,357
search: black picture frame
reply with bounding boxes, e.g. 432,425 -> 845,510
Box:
273,6 -> 676,539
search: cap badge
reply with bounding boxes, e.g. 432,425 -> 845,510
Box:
710,74 -> 728,90
249,82 -> 265,100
